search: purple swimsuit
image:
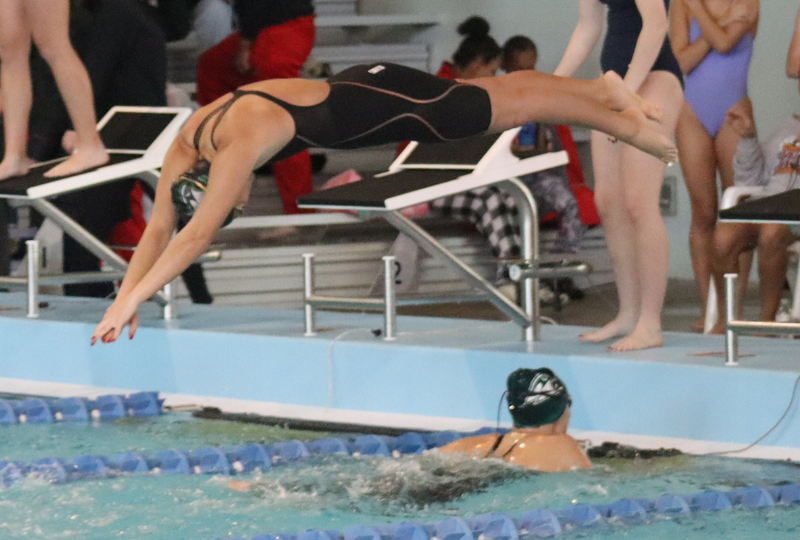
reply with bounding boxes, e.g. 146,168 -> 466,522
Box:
684,19 -> 754,138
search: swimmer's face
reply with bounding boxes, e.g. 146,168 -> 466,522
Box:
505,49 -> 538,73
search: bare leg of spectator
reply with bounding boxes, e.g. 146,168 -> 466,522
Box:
0,0 -> 36,181
22,0 -> 108,178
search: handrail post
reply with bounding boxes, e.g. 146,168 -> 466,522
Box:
724,273 -> 739,366
162,280 -> 177,320
502,178 -> 540,341
303,253 -> 316,336
26,240 -> 40,319
383,255 -> 397,341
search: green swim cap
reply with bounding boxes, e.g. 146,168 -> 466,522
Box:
506,368 -> 570,428
171,159 -> 243,227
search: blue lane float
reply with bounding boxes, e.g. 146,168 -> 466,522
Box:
0,427 -> 496,487
212,484 -> 800,540
0,391 -> 163,424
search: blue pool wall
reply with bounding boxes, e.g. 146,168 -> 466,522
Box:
1,300 -> 799,451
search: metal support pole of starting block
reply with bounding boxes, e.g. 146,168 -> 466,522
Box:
26,240 -> 40,319
162,280 -> 177,320
724,273 -> 739,367
382,255 -> 397,341
303,253 -> 316,336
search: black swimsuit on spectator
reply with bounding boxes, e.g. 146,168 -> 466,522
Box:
599,0 -> 683,84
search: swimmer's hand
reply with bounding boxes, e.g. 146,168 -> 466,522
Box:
228,480 -> 251,492
725,100 -> 756,139
91,297 -> 140,345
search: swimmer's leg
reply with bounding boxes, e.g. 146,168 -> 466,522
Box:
473,71 -> 676,164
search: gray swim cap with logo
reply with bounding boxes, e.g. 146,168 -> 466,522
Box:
171,159 -> 243,227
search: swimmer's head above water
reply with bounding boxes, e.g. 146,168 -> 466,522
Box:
506,368 -> 571,429
171,159 -> 247,226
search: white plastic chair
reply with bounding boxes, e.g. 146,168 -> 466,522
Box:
704,186 -> 800,332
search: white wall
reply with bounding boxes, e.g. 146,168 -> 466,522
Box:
362,0 -> 799,280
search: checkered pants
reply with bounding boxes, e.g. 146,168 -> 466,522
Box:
430,187 -> 522,260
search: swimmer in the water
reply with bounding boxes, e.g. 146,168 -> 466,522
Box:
91,63 -> 676,344
227,453 -> 525,506
439,368 -> 591,472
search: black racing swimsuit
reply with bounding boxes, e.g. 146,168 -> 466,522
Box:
193,63 -> 494,162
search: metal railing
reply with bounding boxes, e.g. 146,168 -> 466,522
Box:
723,273 -> 800,366
4,240 -> 221,321
301,179 -> 593,342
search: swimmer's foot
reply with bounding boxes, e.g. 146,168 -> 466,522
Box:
600,71 -> 664,123
616,106 -> 678,164
44,145 -> 108,178
579,318 -> 636,343
0,156 -> 36,181
607,325 -> 664,352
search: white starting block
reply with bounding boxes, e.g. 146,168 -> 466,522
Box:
0,106 -> 192,318
297,128 -> 592,341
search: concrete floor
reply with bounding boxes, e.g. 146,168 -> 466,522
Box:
400,277 -> 771,334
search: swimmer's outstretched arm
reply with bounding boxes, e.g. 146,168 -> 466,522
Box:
91,138 -> 263,345
112,138 -> 194,304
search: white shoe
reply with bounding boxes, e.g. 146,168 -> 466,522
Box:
496,283 -> 518,304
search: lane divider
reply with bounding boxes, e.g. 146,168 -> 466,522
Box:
211,484 -> 800,540
0,392 -> 163,424
0,429 -> 505,487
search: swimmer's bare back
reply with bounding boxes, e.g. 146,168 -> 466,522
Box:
186,78 -> 330,165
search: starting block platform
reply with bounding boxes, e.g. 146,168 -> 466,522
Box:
298,129 -> 585,341
0,106 -> 192,314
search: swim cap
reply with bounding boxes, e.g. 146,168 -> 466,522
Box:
171,159 -> 243,227
506,368 -> 570,428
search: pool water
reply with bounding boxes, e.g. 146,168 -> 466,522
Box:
1,413 -> 800,540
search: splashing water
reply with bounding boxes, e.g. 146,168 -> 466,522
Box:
2,414 -> 800,539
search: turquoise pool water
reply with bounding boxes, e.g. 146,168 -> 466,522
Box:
1,413 -> 800,540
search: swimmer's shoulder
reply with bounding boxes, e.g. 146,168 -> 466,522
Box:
438,433 -> 502,458
506,434 -> 592,472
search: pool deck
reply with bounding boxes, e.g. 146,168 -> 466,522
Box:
1,292 -> 799,460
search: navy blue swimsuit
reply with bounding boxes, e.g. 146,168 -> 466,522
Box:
599,0 -> 683,85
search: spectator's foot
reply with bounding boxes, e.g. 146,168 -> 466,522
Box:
617,106 -> 678,164
607,326 -> 664,352
708,321 -> 726,335
44,145 -> 108,178
0,156 -> 36,181
691,318 -> 706,333
600,71 -> 664,123
579,318 -> 636,343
